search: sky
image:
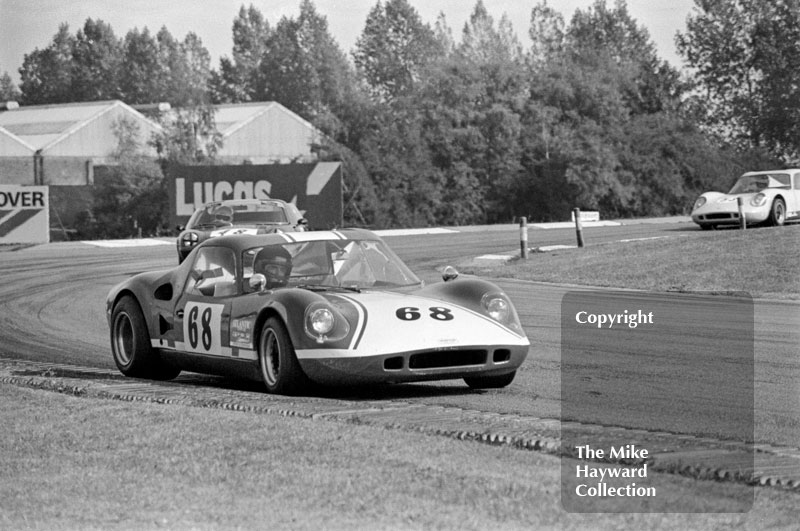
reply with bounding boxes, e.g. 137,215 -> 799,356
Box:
0,0 -> 698,84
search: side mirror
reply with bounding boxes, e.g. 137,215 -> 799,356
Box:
249,273 -> 267,292
176,224 -> 185,232
298,218 -> 309,230
442,265 -> 459,282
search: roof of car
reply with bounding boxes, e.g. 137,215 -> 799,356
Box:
201,198 -> 289,208
743,168 -> 800,175
196,228 -> 380,253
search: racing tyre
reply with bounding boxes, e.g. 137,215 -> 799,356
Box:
769,198 -> 786,227
258,317 -> 309,395
699,224 -> 714,231
110,296 -> 180,380
464,370 -> 516,389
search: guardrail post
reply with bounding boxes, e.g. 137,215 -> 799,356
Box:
520,217 -> 528,259
737,197 -> 746,229
573,208 -> 585,247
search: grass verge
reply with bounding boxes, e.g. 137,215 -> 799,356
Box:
462,225 -> 800,299
1,385 -> 799,530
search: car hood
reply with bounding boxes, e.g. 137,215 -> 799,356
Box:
205,225 -> 293,237
317,290 -> 529,357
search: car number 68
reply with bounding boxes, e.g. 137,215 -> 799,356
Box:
184,302 -> 224,355
395,306 -> 454,321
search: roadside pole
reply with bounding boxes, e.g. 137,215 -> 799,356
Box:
520,217 -> 528,259
737,197 -> 746,229
573,208 -> 585,247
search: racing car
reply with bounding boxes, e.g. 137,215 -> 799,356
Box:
176,198 -> 308,263
107,229 -> 530,395
691,169 -> 800,229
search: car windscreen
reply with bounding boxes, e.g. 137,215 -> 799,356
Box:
242,238 -> 421,292
729,174 -> 790,194
189,203 -> 288,228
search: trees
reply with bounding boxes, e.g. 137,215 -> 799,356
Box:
18,19 -> 212,107
168,31 -> 213,107
70,19 -> 123,102
211,4 -> 270,103
18,24 -> 76,104
119,28 -> 161,104
353,0 -> 443,101
260,0 -> 356,121
510,0 -> 699,220
0,71 -> 21,101
86,117 -> 168,238
677,0 -> 800,161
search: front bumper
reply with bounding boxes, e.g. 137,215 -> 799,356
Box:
297,344 -> 529,385
692,205 -> 769,226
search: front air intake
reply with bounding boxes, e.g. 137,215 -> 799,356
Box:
408,350 -> 487,369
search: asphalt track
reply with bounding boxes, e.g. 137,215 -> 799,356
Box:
1,217 -> 798,453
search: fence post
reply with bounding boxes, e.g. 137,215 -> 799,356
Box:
573,208 -> 585,247
737,197 -> 746,229
520,217 -> 528,259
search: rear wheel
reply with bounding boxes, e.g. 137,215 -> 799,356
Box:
110,296 -> 180,380
769,198 -> 786,226
464,370 -> 516,389
257,317 -> 308,395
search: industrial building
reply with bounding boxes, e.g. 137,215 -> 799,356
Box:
0,100 -> 325,234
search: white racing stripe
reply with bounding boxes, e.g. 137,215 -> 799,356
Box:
82,239 -> 172,247
280,230 -> 347,242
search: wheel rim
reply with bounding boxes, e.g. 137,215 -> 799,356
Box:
112,312 -> 134,366
776,201 -> 785,224
261,328 -> 280,386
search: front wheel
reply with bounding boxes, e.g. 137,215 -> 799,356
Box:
257,317 -> 309,395
110,296 -> 180,380
769,198 -> 786,226
464,371 -> 516,389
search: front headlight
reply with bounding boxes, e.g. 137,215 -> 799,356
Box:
750,193 -> 767,207
181,232 -> 200,247
304,303 -> 350,343
481,292 -> 523,335
308,308 -> 334,335
484,295 -> 510,322
692,196 -> 707,210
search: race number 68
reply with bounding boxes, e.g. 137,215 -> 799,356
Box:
183,302 -> 224,355
395,306 -> 454,321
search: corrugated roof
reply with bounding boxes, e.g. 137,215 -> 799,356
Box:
213,101 -> 319,140
0,100 -> 160,151
213,102 -> 276,136
0,125 -> 34,154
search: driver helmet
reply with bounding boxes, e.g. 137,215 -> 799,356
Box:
253,245 -> 293,288
213,204 -> 234,223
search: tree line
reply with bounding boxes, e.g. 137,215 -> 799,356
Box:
1,0 -> 798,232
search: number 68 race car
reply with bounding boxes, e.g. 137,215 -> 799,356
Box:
106,229 -> 530,395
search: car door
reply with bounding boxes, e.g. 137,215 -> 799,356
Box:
173,245 -> 239,359
791,171 -> 800,218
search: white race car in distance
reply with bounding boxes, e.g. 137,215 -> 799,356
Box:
691,169 -> 800,230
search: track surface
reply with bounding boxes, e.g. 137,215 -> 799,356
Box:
1,219 -> 798,449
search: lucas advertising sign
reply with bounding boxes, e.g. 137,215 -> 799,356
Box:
168,163 -> 343,230
0,185 -> 50,244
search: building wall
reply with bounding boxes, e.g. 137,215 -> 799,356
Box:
44,105 -> 161,158
0,157 -> 34,185
41,157 -> 93,185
